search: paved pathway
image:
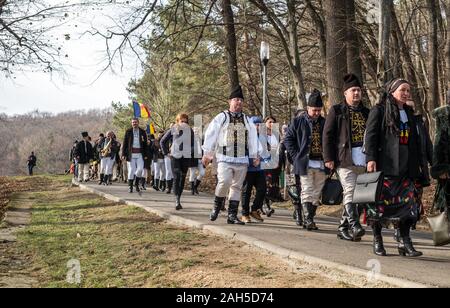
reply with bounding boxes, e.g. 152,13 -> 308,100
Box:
78,181 -> 450,288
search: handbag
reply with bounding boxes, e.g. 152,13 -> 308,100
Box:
427,182 -> 450,246
321,171 -> 343,206
352,171 -> 384,204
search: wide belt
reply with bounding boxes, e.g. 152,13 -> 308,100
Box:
132,148 -> 141,154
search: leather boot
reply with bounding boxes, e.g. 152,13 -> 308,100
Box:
293,202 -> 304,228
227,201 -> 245,225
160,180 -> 166,192
128,180 -> 134,193
166,179 -> 173,194
398,237 -> 423,257
210,197 -> 225,221
194,179 -> 201,195
345,203 -> 365,240
134,177 -> 141,193
374,236 -> 387,256
398,224 -> 422,257
153,179 -> 160,191
190,182 -> 195,195
338,207 -> 354,241
303,202 -> 318,231
372,223 -> 387,256
175,195 -> 183,210
99,174 -> 104,185
141,177 -> 147,190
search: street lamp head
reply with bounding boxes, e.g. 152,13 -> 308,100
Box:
260,41 -> 270,65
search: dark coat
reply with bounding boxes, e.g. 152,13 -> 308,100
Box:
284,113 -> 327,176
322,103 -> 370,168
431,106 -> 450,179
414,115 -> 433,186
364,104 -> 421,178
27,155 -> 37,167
122,128 -> 148,162
74,140 -> 94,164
99,138 -> 120,160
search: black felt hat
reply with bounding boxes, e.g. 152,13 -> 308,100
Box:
343,73 -> 362,92
229,85 -> 244,100
308,89 -> 323,107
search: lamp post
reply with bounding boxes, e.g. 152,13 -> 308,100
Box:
260,41 -> 270,119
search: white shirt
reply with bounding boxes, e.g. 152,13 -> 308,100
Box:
132,129 -> 142,159
202,112 -> 258,165
352,146 -> 366,167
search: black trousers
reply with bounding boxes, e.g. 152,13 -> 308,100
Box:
241,171 -> 266,216
173,158 -> 191,197
28,165 -> 34,176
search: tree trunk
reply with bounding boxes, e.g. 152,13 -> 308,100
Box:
287,0 -> 307,109
378,0 -> 392,86
221,0 -> 240,92
427,0 -> 440,110
324,0 -> 347,104
345,0 -> 363,82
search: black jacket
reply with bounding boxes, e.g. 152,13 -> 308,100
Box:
122,128 -> 148,162
364,104 -> 421,178
74,140 -> 94,164
284,113 -> 327,176
322,102 -> 370,168
414,115 -> 433,186
431,106 -> 450,179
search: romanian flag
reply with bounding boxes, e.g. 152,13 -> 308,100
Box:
146,123 -> 156,136
133,101 -> 151,118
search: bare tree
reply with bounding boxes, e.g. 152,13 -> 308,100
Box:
222,0 -> 240,91
377,0 -> 392,86
427,0 -> 440,109
324,0 -> 347,104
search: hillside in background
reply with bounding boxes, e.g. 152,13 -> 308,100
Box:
0,109 -> 115,176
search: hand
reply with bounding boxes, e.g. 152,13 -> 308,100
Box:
202,155 -> 212,167
121,156 -> 126,161
367,161 -> 377,173
325,161 -> 335,170
253,157 -> 261,167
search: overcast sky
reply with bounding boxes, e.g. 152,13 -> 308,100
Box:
0,3 -> 142,116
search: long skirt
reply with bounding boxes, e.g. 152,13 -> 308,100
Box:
368,177 -> 418,228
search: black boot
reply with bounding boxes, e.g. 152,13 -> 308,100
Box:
194,179 -> 201,195
160,180 -> 166,192
227,201 -> 245,225
398,237 -> 423,257
175,195 -> 183,210
99,174 -> 104,185
190,181 -> 195,195
210,197 -> 225,221
166,179 -> 173,194
398,224 -> 422,257
303,202 -> 318,231
102,174 -> 108,185
107,175 -> 112,186
338,207 -> 354,241
372,223 -> 387,256
153,179 -> 160,191
345,203 -> 365,240
293,202 -> 304,227
134,177 -> 141,193
128,180 -> 134,193
141,177 -> 146,190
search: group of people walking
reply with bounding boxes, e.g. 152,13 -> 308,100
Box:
73,72 -> 450,258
